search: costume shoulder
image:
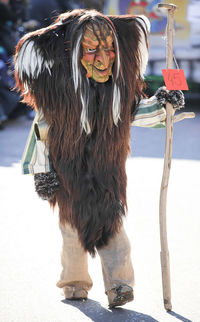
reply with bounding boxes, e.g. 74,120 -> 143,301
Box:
15,33 -> 54,81
14,18 -> 73,111
109,14 -> 150,79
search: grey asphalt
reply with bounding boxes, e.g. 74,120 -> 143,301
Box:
0,111 -> 200,322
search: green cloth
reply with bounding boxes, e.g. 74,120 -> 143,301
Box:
132,96 -> 166,128
22,110 -> 51,175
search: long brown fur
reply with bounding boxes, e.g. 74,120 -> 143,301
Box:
14,9 -> 147,256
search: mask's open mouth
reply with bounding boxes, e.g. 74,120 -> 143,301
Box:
93,66 -> 109,75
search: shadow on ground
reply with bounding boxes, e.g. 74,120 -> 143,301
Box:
62,299 -> 193,322
167,310 -> 192,322
62,298 -> 158,322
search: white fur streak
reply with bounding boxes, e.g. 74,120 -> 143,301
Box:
72,33 -> 91,134
80,92 -> 91,134
110,26 -> 120,78
16,40 -> 54,80
136,16 -> 150,78
112,84 -> 121,125
23,81 -> 29,94
137,15 -> 151,33
72,34 -> 82,92
114,33 -> 120,78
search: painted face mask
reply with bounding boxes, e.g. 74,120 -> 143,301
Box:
81,24 -> 115,83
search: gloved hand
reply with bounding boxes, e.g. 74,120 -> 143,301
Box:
155,86 -> 185,110
34,170 -> 60,200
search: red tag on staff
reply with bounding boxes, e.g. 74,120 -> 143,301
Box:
162,69 -> 189,90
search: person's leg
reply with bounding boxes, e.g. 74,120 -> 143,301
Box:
97,225 -> 134,307
56,222 -> 93,299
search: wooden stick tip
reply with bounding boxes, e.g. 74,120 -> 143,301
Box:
158,3 -> 177,11
164,299 -> 172,311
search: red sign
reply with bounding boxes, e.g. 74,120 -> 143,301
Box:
162,69 -> 189,90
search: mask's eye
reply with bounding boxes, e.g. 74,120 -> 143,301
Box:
86,48 -> 97,53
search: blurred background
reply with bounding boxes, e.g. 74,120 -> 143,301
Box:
104,0 -> 200,108
0,3 -> 199,321
0,0 -> 199,130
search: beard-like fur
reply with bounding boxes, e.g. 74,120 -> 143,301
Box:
14,9 -> 147,256
49,80 -> 130,256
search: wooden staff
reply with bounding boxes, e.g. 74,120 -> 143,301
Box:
158,3 -> 177,311
157,3 -> 195,311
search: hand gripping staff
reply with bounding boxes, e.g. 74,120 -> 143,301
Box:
157,3 -> 195,311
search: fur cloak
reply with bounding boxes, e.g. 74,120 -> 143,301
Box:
14,9 -> 149,256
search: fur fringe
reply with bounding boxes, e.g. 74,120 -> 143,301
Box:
155,86 -> 185,109
34,170 -> 60,200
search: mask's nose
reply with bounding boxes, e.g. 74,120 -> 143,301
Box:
95,49 -> 110,69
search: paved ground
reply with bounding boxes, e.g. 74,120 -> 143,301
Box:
0,112 -> 200,322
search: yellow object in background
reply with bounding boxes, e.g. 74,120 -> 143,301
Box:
165,0 -> 190,39
105,0 -> 119,15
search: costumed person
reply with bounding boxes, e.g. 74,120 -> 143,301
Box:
14,9 -> 184,308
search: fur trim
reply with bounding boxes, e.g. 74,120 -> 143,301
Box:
155,86 -> 185,109
34,170 -> 60,200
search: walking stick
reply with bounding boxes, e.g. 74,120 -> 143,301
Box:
158,3 -> 177,311
157,3 -> 195,311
